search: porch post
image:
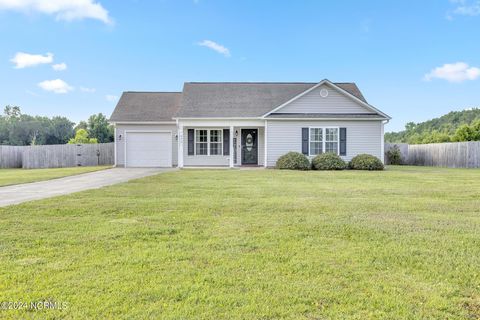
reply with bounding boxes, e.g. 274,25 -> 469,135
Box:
113,126 -> 117,167
178,124 -> 184,168
264,120 -> 268,167
229,126 -> 234,168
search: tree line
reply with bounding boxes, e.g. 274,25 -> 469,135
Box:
0,105 -> 113,146
385,108 -> 480,144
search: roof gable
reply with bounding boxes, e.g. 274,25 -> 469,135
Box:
270,83 -> 370,115
262,80 -> 390,119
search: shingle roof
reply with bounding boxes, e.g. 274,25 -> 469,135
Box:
109,82 -> 374,122
109,92 -> 181,122
176,82 -> 367,118
335,83 -> 366,103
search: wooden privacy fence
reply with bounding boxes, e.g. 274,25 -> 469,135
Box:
0,143 -> 114,169
385,142 -> 480,168
0,146 -> 23,168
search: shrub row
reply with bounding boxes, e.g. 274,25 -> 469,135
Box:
275,152 -> 311,170
275,152 -> 383,171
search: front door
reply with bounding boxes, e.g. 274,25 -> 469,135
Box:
241,129 -> 258,165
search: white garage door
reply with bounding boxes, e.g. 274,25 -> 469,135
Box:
125,131 -> 172,167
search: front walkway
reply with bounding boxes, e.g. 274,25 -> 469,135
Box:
0,168 -> 174,207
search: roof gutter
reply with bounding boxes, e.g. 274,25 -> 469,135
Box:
266,117 -> 390,121
109,121 -> 176,125
172,117 -> 263,120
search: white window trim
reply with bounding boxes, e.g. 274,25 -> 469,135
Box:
308,126 -> 340,156
309,127 -> 323,156
195,129 -> 208,156
194,128 -> 223,156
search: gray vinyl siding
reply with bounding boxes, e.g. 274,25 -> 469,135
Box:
183,127 -> 229,166
266,120 -> 382,167
274,84 -> 371,114
115,124 -> 177,167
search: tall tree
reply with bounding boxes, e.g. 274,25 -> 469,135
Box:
68,129 -> 98,144
453,120 -> 480,142
0,106 -> 75,145
86,113 -> 114,143
47,116 -> 75,144
74,120 -> 88,132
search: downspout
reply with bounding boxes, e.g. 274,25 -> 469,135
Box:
381,119 -> 389,164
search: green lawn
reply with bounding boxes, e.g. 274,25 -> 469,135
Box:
0,166 -> 111,187
1,166 -> 480,319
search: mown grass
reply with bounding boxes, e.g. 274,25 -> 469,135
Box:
0,166 -> 479,319
0,166 -> 111,187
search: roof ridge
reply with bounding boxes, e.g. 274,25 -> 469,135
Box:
123,91 -> 182,93
184,82 -> 318,84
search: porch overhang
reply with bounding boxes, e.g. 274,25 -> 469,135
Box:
175,118 -> 265,127
177,121 -> 267,169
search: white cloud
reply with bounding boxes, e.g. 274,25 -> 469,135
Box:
38,79 -> 73,93
0,0 -> 112,24
10,52 -> 53,68
80,86 -> 95,93
52,62 -> 67,71
105,94 -> 118,102
424,62 -> 480,83
197,40 -> 231,57
454,0 -> 480,15
448,0 -> 480,18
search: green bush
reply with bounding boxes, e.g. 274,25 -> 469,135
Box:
276,152 -> 310,170
386,145 -> 402,165
349,154 -> 384,170
311,153 -> 346,170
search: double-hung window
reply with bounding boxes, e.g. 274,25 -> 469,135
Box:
195,130 -> 208,155
325,128 -> 339,153
309,127 -> 339,155
195,129 -> 223,156
209,130 -> 222,155
310,128 -> 323,155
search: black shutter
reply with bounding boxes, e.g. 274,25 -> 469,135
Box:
302,128 -> 309,155
223,129 -> 230,155
188,129 -> 194,155
340,127 -> 347,156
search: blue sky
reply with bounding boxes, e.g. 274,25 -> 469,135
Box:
1,0 -> 479,131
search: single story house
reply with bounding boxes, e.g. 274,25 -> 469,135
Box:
109,79 -> 391,168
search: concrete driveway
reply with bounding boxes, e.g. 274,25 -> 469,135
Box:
0,168 -> 174,207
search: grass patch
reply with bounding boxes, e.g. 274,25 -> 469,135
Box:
0,166 -> 479,319
0,166 -> 111,187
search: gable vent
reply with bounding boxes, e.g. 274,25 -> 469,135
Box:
320,88 -> 329,98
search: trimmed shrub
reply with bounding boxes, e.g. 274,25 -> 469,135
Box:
276,152 -> 310,170
312,153 -> 346,170
349,154 -> 384,170
386,145 -> 402,165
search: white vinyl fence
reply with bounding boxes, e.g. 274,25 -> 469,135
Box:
386,141 -> 480,168
0,143 -> 114,169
